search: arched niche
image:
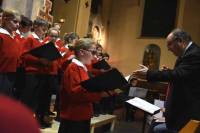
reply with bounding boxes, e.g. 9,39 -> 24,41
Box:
143,44 -> 161,70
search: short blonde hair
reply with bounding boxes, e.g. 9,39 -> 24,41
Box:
72,38 -> 95,56
2,9 -> 20,21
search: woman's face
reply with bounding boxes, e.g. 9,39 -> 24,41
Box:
96,47 -> 103,55
79,47 -> 94,65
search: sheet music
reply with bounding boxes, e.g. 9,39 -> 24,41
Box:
126,97 -> 160,114
153,99 -> 165,122
125,75 -> 130,81
155,117 -> 165,123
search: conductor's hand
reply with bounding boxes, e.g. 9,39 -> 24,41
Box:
100,91 -> 110,98
100,68 -> 112,73
161,108 -> 165,112
39,58 -> 52,67
161,65 -> 170,71
132,64 -> 148,80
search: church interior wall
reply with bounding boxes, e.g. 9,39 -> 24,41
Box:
103,0 -> 200,75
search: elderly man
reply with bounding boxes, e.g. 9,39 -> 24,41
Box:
133,29 -> 200,132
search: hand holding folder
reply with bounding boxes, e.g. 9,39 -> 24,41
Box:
80,68 -> 128,92
29,41 -> 62,61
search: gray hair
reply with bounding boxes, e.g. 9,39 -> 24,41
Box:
48,27 -> 60,35
171,28 -> 192,44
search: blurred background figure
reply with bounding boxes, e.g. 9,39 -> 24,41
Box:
15,15 -> 32,40
0,96 -> 40,133
0,8 -> 3,26
63,32 -> 79,49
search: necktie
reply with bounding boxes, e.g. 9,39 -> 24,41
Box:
165,57 -> 181,101
166,83 -> 172,101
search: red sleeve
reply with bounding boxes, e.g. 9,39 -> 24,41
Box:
56,39 -> 64,48
0,36 -> 3,45
21,37 -> 41,65
21,37 -> 33,53
60,50 -> 75,71
86,64 -> 103,76
63,65 -> 101,104
42,36 -> 50,44
21,54 -> 41,66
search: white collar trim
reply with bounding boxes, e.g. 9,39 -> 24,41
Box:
0,28 -> 14,38
16,29 -> 20,35
72,58 -> 88,72
16,29 -> 24,38
185,41 -> 192,52
32,32 -> 40,39
32,32 -> 42,42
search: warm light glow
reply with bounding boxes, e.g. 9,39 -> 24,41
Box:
59,18 -> 65,23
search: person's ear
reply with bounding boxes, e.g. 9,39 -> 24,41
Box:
175,37 -> 182,43
79,49 -> 84,55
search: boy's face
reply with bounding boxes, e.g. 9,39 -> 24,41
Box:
35,25 -> 47,38
4,17 -> 19,32
21,26 -> 32,34
49,30 -> 59,42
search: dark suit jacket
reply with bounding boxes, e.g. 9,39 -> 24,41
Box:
147,43 -> 200,131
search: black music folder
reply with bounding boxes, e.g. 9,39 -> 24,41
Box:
80,68 -> 128,92
29,41 -> 62,61
92,59 -> 111,70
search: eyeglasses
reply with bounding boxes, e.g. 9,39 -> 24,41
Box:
87,49 -> 97,55
81,49 -> 96,55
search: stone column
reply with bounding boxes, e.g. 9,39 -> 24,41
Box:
25,0 -> 34,18
31,0 -> 44,20
2,0 -> 44,20
2,0 -> 28,16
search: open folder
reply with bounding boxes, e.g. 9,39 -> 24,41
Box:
126,97 -> 161,115
92,59 -> 111,70
80,68 -> 128,92
29,41 -> 62,61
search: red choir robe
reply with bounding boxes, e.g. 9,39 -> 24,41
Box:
14,29 -> 27,43
60,58 -> 101,121
0,96 -> 40,133
20,32 -> 46,74
42,36 -> 64,75
0,28 -> 21,73
59,45 -> 75,72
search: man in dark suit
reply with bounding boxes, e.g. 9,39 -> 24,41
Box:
133,29 -> 200,132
